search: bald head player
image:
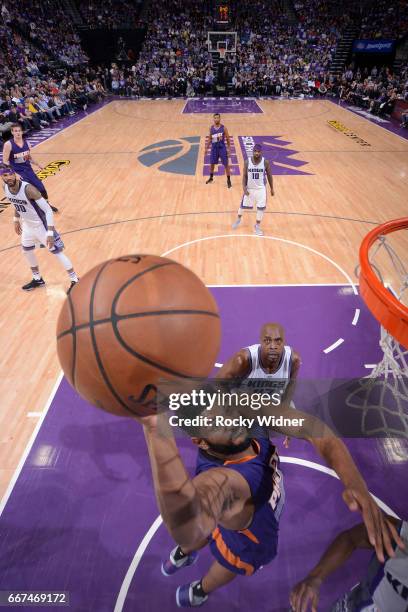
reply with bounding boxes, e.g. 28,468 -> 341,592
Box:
217,322 -> 301,447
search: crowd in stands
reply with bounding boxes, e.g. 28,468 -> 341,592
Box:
359,0 -> 408,40
9,0 -> 88,66
78,0 -> 144,29
1,0 -> 407,138
338,62 -> 408,117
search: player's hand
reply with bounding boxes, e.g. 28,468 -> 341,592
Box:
47,235 -> 55,249
270,188 -> 275,196
244,188 -> 250,196
283,436 -> 291,448
14,221 -> 22,235
342,488 -> 405,562
290,576 -> 321,612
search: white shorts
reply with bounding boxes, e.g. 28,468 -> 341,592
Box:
241,187 -> 266,210
21,221 -> 64,254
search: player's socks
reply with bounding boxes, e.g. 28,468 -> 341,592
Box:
206,174 -> 214,184
176,580 -> 208,608
254,223 -> 264,236
227,176 -> 231,188
232,216 -> 242,230
161,546 -> 198,576
22,277 -> 45,291
68,270 -> 79,283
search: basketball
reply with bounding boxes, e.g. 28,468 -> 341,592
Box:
56,254 -> 221,417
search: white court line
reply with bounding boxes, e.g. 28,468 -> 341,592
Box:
27,412 -> 43,418
214,363 -> 223,368
0,372 -> 63,518
113,456 -> 399,611
113,515 -> 163,612
161,234 -> 358,295
323,338 -> 344,353
365,364 -> 377,369
352,308 -> 360,326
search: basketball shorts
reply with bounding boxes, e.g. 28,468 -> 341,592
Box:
210,144 -> 228,166
241,187 -> 266,210
209,473 -> 285,576
21,221 -> 64,254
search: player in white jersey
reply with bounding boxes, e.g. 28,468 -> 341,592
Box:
217,322 -> 301,446
232,143 -> 274,236
290,518 -> 408,612
0,164 -> 78,293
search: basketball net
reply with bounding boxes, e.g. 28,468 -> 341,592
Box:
346,233 -> 408,437
219,47 -> 226,61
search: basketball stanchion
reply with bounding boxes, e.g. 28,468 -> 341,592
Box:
346,218 -> 408,437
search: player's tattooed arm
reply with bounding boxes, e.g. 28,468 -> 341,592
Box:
242,160 -> 249,195
141,417 -> 249,550
265,159 -> 274,195
13,210 -> 22,235
215,348 -> 251,381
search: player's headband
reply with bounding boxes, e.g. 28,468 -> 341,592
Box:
253,144 -> 262,151
0,166 -> 14,176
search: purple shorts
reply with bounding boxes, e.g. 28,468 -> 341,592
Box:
210,144 -> 228,166
14,168 -> 46,194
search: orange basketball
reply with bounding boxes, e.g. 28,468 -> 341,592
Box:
56,254 -> 221,417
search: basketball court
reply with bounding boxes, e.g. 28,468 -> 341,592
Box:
0,97 -> 407,610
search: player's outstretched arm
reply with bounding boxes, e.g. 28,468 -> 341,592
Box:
140,415 -> 248,551
289,518 -> 402,612
215,348 -> 251,380
25,184 -> 55,248
242,160 -> 249,195
267,404 -> 405,561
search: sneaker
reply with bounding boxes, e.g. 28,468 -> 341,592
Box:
161,546 -> 198,577
22,278 -> 45,291
254,224 -> 264,236
67,280 -> 79,295
176,581 -> 208,608
232,217 -> 241,230
51,205 -> 59,213
205,177 -> 213,184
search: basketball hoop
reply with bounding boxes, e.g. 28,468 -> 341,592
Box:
345,217 -> 408,437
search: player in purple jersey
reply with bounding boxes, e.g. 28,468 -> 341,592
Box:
2,124 -> 59,213
205,113 -> 232,188
133,397 -> 402,607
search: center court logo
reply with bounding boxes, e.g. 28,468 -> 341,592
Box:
239,136 -> 312,175
138,137 -> 200,175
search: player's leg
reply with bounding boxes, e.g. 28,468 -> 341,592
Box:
161,537 -> 208,577
254,188 -> 266,236
36,225 -> 79,292
206,146 -> 217,184
221,147 -> 231,188
232,192 -> 253,229
176,560 -> 236,607
21,226 -> 45,290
